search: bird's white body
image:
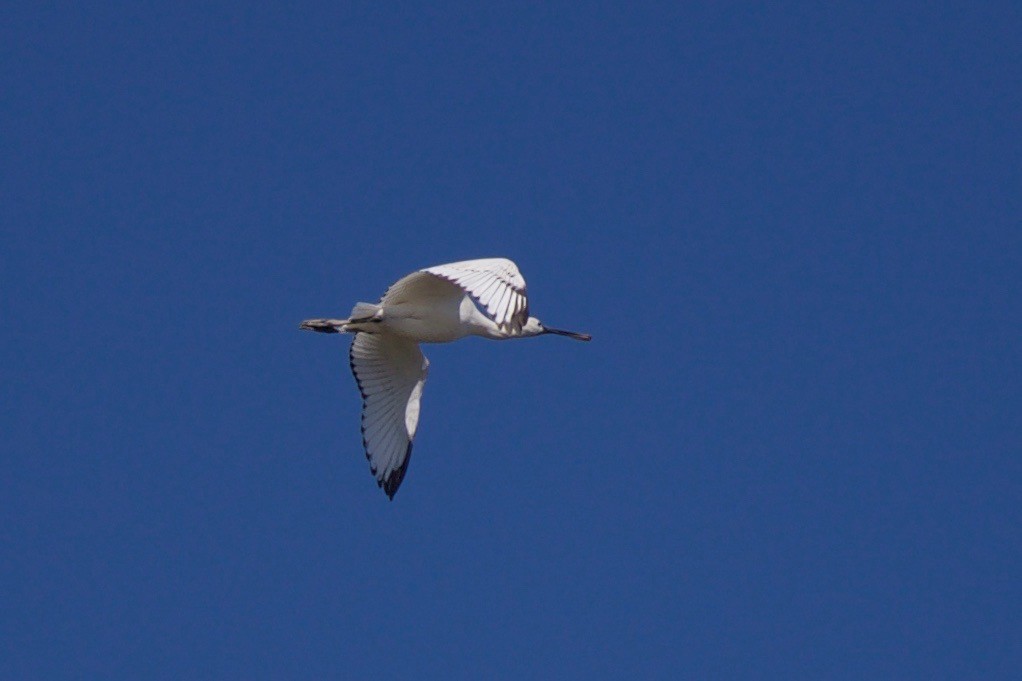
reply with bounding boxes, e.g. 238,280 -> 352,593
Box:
351,288 -> 493,343
301,257 -> 590,499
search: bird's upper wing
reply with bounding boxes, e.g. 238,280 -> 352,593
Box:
349,332 -> 429,499
419,258 -> 530,333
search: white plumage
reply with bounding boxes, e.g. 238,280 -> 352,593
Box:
301,257 -> 591,499
421,259 -> 529,333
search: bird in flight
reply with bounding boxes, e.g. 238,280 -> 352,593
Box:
300,257 -> 591,499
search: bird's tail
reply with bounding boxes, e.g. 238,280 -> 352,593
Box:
348,301 -> 381,322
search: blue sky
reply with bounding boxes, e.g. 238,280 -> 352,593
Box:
2,2 -> 1020,679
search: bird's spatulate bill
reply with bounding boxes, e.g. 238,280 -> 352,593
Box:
543,326 -> 592,341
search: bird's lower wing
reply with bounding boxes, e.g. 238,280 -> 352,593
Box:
349,333 -> 429,498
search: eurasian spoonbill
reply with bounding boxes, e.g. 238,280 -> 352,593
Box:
300,257 -> 591,498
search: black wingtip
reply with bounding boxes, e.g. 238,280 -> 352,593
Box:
380,443 -> 413,500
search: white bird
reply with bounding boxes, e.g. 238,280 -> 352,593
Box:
300,257 -> 591,499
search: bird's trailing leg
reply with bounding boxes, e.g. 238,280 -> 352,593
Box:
299,318 -> 348,333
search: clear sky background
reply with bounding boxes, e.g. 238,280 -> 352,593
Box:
2,3 -> 1020,679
